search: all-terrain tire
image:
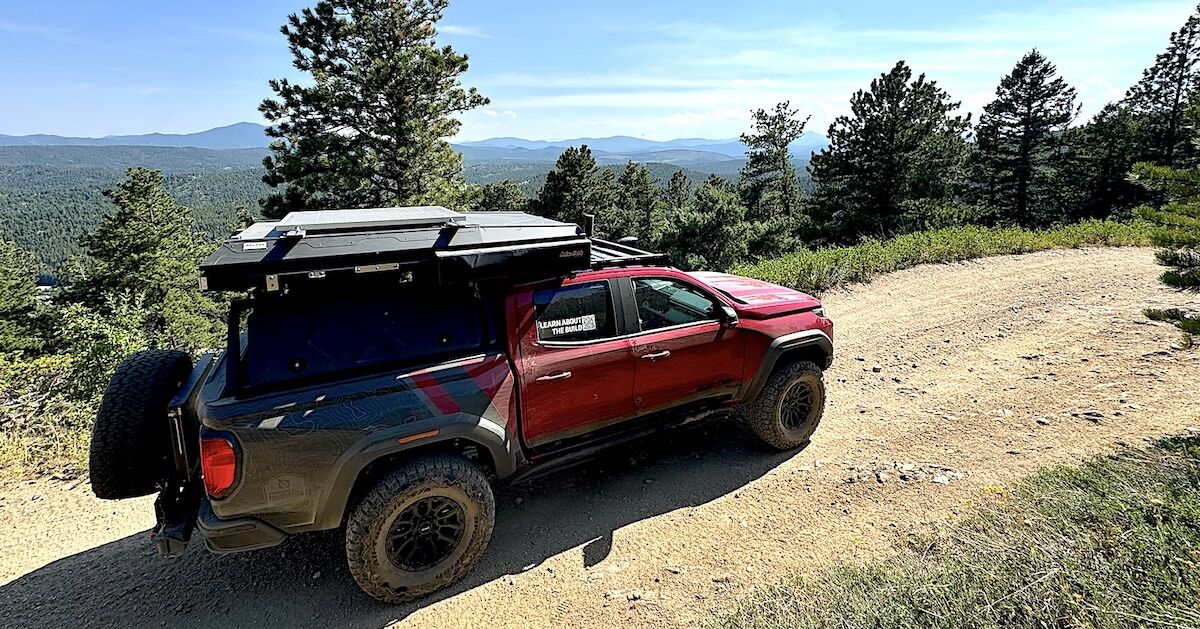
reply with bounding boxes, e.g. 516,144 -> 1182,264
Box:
89,349 -> 192,500
345,454 -> 495,604
739,359 -> 826,450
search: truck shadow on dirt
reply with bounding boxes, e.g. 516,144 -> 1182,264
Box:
0,420 -> 803,628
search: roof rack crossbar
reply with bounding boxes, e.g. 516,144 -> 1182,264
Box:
589,238 -> 670,269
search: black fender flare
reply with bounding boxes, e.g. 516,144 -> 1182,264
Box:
738,329 -> 834,405
310,413 -> 519,530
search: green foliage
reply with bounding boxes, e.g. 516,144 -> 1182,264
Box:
65,168 -> 222,352
0,146 -> 268,171
1132,159 -> 1200,285
1124,6 -> 1200,166
0,165 -> 267,280
0,290 -> 154,481
739,102 -> 809,255
54,297 -> 151,401
712,436 -> 1200,629
532,145 -> 618,231
662,169 -> 692,211
0,239 -> 42,353
659,182 -> 759,271
1131,140 -> 1200,342
0,352 -> 93,479
974,50 -> 1080,226
1066,103 -> 1149,219
479,180 -> 527,211
259,0 -> 487,217
735,220 -> 1152,295
808,61 -> 971,243
613,161 -> 662,244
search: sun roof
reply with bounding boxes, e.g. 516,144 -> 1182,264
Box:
275,206 -> 465,233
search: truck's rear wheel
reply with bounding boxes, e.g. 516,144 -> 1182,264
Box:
89,349 -> 192,499
740,359 -> 825,450
345,454 -> 495,604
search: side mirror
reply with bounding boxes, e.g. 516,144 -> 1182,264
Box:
720,305 -> 739,327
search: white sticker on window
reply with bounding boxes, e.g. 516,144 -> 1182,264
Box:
538,314 -> 597,337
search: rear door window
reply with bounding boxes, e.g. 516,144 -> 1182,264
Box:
534,281 -> 617,343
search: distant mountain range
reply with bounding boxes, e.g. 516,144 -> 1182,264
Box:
0,123 -> 829,167
0,122 -> 270,150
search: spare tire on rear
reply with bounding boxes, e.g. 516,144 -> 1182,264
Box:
89,349 -> 192,500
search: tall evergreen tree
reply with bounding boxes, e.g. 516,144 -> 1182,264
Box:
532,146 -> 617,231
480,180 -> 526,211
974,50 -> 1080,226
1124,6 -> 1200,166
663,170 -> 692,211
739,102 -> 809,255
0,239 -> 42,353
259,0 -> 488,217
809,61 -> 971,241
68,168 -> 221,351
614,162 -> 662,244
658,182 -> 758,272
1065,103 -> 1146,219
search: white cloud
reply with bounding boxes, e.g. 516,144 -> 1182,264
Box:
440,24 -> 489,38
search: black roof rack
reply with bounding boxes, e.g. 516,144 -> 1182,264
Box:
589,238 -> 670,269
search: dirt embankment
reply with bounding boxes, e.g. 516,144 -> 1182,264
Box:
1,247 -> 1198,628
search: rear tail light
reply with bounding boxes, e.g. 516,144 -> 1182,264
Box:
200,434 -> 238,498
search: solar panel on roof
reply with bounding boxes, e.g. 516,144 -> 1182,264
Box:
276,206 -> 465,232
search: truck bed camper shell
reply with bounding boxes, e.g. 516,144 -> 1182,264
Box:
199,207 -> 605,293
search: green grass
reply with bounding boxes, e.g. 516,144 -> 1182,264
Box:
735,220 -> 1154,294
712,436 -> 1200,629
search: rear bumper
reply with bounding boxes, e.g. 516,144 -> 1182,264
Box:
196,499 -> 288,553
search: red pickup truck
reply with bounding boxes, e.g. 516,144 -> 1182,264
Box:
88,210 -> 834,603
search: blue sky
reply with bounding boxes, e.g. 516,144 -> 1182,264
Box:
0,0 -> 1195,141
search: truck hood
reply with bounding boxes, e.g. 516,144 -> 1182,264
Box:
687,271 -> 822,319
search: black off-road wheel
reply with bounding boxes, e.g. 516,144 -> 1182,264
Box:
739,359 -> 826,450
89,349 -> 192,500
345,454 -> 495,604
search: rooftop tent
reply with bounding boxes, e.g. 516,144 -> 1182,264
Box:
199,207 -> 593,292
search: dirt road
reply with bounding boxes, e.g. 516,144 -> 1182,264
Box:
2,248 -> 1198,628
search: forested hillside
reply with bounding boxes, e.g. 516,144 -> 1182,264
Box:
0,165 -> 268,281
0,147 -> 734,281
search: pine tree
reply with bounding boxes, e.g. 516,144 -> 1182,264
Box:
658,182 -> 759,272
663,170 -> 692,211
1124,7 -> 1200,166
975,50 -> 1080,226
69,168 -> 221,351
809,61 -> 971,242
532,146 -> 617,231
259,0 -> 488,218
0,239 -> 42,353
614,162 -> 662,244
1065,103 -> 1146,219
1131,103 -> 1200,344
739,102 -> 809,255
480,180 -> 527,211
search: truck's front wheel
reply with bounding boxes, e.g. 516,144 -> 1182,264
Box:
740,360 -> 826,450
345,454 -> 495,604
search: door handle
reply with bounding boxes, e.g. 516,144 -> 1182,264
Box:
536,371 -> 572,381
641,350 -> 671,360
